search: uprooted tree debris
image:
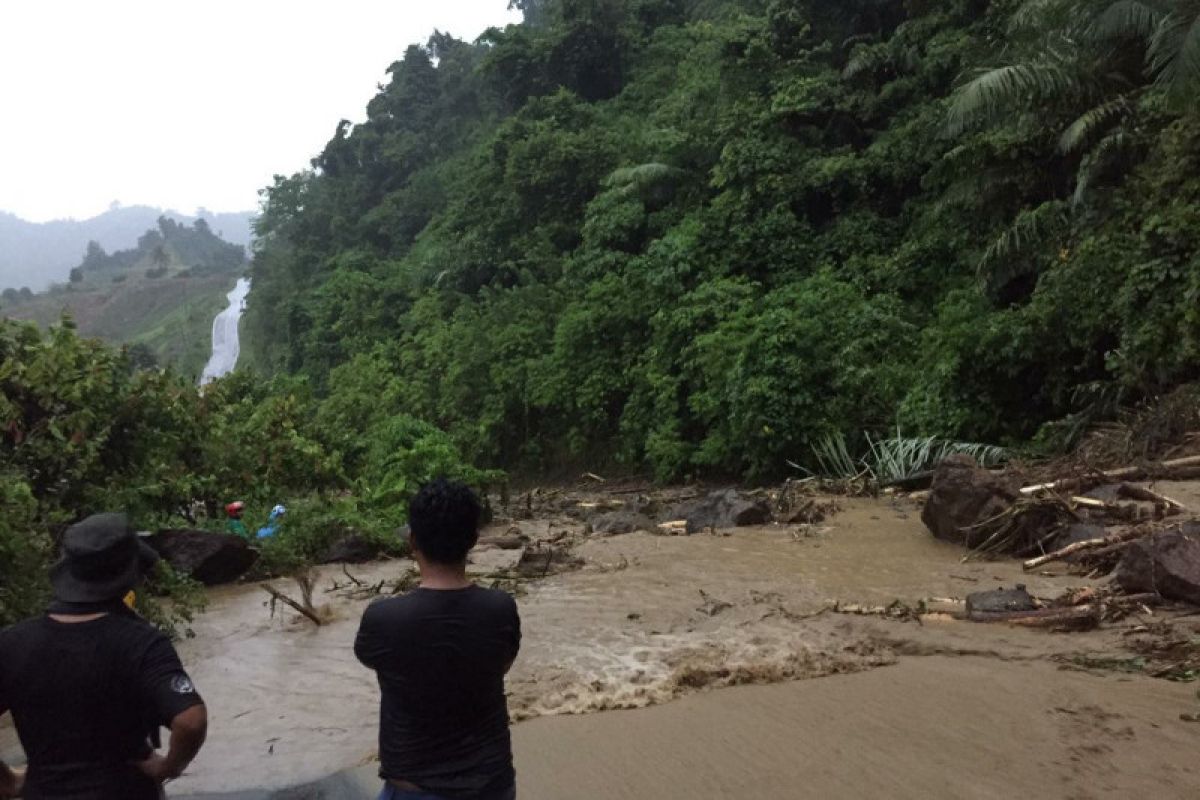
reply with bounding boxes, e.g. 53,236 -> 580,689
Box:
922,454 -> 1200,613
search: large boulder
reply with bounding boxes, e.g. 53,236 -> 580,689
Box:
921,455 -> 1021,548
1115,524 -> 1200,605
146,529 -> 258,586
318,534 -> 382,565
669,489 -> 771,534
589,510 -> 654,536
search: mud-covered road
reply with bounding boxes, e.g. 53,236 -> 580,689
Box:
5,487 -> 1198,798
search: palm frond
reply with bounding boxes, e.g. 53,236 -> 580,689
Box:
1010,0 -> 1090,34
946,60 -> 1092,135
1146,10 -> 1200,87
978,200 -> 1070,277
1058,96 -> 1130,153
1072,129 -> 1131,207
1169,10 -> 1200,94
843,45 -> 889,81
1087,0 -> 1167,43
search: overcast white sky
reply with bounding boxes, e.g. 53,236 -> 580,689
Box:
0,0 -> 519,222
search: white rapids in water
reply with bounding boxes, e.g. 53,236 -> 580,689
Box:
200,278 -> 251,385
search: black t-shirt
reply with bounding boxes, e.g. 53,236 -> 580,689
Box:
0,610 -> 203,800
354,586 -> 521,799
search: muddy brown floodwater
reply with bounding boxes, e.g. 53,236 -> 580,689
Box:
4,494 -> 1199,798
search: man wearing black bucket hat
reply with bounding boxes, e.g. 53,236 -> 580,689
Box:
0,513 -> 208,799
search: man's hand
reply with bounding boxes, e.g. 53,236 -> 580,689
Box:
134,753 -> 179,783
0,763 -> 24,798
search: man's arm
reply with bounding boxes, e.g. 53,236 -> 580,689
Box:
353,602 -> 390,670
504,598 -> 522,674
132,635 -> 206,782
136,704 -> 207,783
0,697 -> 18,798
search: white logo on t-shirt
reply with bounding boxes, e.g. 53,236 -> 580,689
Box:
170,674 -> 196,694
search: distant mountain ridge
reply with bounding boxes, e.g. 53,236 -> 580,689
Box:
1,218 -> 247,378
0,205 -> 255,291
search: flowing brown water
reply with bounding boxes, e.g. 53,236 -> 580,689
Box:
4,495 -> 1196,797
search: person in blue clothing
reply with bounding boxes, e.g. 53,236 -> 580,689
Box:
256,504 -> 287,540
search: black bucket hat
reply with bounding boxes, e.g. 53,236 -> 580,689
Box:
50,513 -> 160,603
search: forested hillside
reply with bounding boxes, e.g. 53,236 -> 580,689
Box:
0,206 -> 253,292
250,0 -> 1196,479
2,217 -> 247,377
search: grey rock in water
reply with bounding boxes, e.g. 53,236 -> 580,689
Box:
589,509 -> 655,536
669,489 -> 770,533
145,529 -> 258,585
965,584 -> 1037,615
318,533 -> 382,565
1115,523 -> 1200,605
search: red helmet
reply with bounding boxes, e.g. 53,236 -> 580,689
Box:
225,501 -> 245,517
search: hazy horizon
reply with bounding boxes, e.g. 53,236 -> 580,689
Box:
0,0 -> 519,223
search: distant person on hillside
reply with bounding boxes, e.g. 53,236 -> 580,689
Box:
0,513 -> 208,799
256,504 -> 287,540
355,479 -> 521,800
225,500 -> 249,540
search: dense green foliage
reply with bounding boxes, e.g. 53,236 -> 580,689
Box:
243,0 -> 1200,479
0,319 -> 493,627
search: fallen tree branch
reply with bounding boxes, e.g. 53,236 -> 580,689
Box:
1022,527 -> 1148,571
969,604 -> 1099,628
260,583 -> 323,626
1021,455 -> 1200,496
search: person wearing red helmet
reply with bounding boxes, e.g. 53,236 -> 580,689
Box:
225,501 -> 249,540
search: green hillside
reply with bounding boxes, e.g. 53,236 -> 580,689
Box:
244,0 -> 1200,478
1,217 -> 245,378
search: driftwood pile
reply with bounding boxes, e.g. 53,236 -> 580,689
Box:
923,454 -> 1200,613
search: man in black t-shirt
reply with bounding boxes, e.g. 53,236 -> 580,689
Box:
355,479 -> 521,800
0,513 -> 208,800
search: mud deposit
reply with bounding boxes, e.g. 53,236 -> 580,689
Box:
5,492 -> 1199,798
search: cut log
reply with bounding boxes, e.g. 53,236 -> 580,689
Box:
1023,527 -> 1148,571
1115,483 -> 1187,512
1070,496 -> 1117,511
968,604 -> 1099,628
1020,455 -> 1200,496
260,583 -> 323,626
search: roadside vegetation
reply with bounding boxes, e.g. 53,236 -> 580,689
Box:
0,319 -> 495,628
3,0 -> 1199,627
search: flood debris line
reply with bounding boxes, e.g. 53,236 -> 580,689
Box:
921,454 -> 1200,610
1019,455 -> 1200,497
326,566 -> 419,601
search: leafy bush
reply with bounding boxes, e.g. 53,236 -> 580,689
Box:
0,474 -> 52,627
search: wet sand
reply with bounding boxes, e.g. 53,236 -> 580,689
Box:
514,656 -> 1199,799
172,656 -> 1200,799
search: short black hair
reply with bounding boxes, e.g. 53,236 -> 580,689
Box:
408,478 -> 482,565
